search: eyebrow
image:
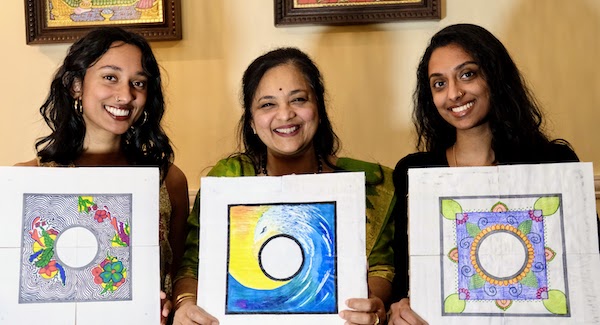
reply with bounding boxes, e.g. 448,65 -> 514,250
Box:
256,89 -> 307,102
98,65 -> 148,77
429,60 -> 478,79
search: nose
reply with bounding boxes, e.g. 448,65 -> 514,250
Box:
277,102 -> 296,120
115,83 -> 134,104
448,81 -> 464,101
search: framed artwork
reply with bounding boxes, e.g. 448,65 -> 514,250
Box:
408,163 -> 600,324
0,167 -> 160,324
24,0 -> 182,44
197,173 -> 368,324
274,0 -> 441,26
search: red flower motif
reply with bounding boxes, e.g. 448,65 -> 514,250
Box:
94,209 -> 110,223
92,266 -> 104,284
39,260 -> 57,277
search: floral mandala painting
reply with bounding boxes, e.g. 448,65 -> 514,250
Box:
441,195 -> 569,316
19,194 -> 132,303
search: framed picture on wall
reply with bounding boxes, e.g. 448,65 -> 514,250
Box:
24,0 -> 181,44
274,0 -> 441,26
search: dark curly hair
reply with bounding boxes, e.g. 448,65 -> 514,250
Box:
238,47 -> 340,170
413,23 -> 565,162
35,27 -> 173,180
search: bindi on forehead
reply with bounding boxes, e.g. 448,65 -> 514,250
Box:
279,88 -> 282,91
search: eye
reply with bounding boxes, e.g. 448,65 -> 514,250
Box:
461,71 -> 475,79
132,80 -> 147,89
103,75 -> 117,82
291,96 -> 307,103
259,102 -> 275,109
431,80 -> 445,89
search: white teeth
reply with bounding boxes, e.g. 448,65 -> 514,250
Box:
275,126 -> 298,134
105,106 -> 130,117
451,101 -> 474,113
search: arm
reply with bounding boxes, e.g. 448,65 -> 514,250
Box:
171,192 -> 219,324
163,164 -> 190,323
340,162 -> 395,324
165,164 -> 190,283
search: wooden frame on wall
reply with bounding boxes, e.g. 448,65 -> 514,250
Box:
274,0 -> 441,26
25,0 -> 181,44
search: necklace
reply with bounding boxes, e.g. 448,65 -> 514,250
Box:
260,154 -> 323,176
453,145 -> 458,167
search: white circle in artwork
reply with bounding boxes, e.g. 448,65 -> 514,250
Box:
259,235 -> 304,281
55,227 -> 99,268
477,231 -> 527,279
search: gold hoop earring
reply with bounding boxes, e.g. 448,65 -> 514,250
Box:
74,98 -> 83,115
139,111 -> 148,126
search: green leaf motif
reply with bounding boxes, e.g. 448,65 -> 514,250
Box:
468,274 -> 485,290
520,271 -> 538,287
77,196 -> 94,213
35,248 -> 54,267
466,222 -> 481,238
444,293 -> 466,314
441,199 -> 462,220
518,220 -> 533,235
543,290 -> 568,315
534,197 -> 560,216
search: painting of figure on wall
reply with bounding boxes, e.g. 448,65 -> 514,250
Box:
46,0 -> 164,27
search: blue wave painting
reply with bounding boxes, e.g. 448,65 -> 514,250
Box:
226,202 -> 337,314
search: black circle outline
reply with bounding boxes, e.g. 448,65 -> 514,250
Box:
474,229 -> 528,281
258,234 -> 305,281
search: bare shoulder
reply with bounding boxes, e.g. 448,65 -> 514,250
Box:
164,163 -> 190,219
165,164 -> 188,190
14,158 -> 39,167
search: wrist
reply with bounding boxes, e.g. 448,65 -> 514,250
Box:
174,292 -> 197,310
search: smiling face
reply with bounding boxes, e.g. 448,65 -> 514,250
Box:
250,63 -> 319,158
74,42 -> 148,140
428,43 -> 491,132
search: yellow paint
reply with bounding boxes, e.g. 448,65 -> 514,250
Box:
228,205 -> 289,290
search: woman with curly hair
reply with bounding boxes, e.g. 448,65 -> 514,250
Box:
16,27 -> 189,325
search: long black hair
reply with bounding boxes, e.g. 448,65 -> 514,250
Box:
35,27 -> 173,179
413,23 -> 565,162
238,47 -> 340,169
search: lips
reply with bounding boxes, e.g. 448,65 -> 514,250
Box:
274,125 -> 300,135
105,105 -> 131,119
448,100 -> 474,116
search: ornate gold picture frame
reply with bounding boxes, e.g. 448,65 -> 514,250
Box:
25,0 -> 181,44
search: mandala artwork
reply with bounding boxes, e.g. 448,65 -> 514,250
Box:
441,196 -> 567,316
20,194 -> 132,303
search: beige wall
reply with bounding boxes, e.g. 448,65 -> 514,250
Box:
1,1 -> 599,210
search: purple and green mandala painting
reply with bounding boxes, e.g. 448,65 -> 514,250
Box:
441,196 -> 569,316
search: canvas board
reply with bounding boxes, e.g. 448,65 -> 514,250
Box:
197,172 -> 368,325
408,162 -> 600,324
0,167 -> 160,324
